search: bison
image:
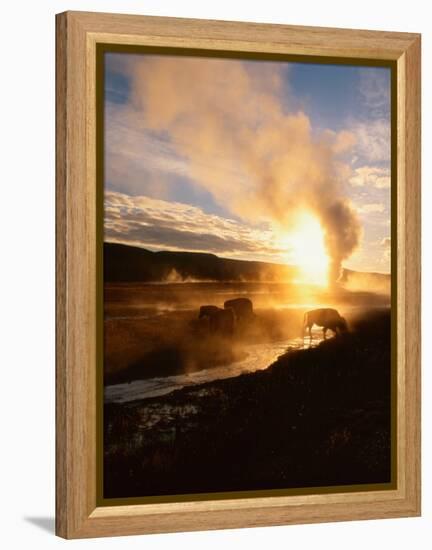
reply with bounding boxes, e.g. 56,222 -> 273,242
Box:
303,308 -> 348,342
198,305 -> 235,335
224,298 -> 253,322
210,307 -> 236,335
198,305 -> 220,320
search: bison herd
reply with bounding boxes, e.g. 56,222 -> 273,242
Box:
198,298 -> 254,335
197,299 -> 348,341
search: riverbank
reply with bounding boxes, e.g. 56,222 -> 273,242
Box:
104,308 -> 392,499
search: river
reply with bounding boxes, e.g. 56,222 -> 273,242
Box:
104,333 -> 323,404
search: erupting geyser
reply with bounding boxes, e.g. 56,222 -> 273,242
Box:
126,56 -> 362,283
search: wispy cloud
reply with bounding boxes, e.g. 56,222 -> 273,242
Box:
358,68 -> 391,119
346,68 -> 391,168
321,129 -> 357,154
105,102 -> 191,197
380,236 -> 391,265
350,119 -> 391,165
349,166 -> 390,189
105,191 -> 290,262
357,203 -> 386,214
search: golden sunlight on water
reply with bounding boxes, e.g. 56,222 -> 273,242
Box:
278,211 -> 329,286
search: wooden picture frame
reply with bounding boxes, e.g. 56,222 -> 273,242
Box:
56,11 -> 421,539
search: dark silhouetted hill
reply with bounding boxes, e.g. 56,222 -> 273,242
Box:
104,242 -> 299,283
104,242 -> 391,288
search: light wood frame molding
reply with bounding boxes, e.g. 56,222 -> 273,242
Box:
56,10 -> 421,539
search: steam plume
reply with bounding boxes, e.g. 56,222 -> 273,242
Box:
124,55 -> 361,282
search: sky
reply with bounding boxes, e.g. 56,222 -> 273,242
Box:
104,51 -> 392,275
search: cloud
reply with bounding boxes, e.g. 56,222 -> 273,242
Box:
105,102 -> 191,197
349,166 -> 390,189
104,191 -> 290,261
357,203 -> 386,214
380,237 -> 391,264
351,119 -> 391,164
322,129 -> 357,155
358,68 -> 391,119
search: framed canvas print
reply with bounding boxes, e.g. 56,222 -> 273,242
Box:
56,11 -> 421,539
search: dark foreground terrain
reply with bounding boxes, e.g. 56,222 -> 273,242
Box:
104,309 -> 392,499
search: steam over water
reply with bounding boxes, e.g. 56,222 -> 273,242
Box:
104,282 -> 390,404
105,337 -> 318,403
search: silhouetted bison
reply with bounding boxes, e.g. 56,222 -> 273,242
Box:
198,305 -> 220,320
198,305 -> 235,335
210,308 -> 235,335
224,298 -> 253,321
303,308 -> 348,341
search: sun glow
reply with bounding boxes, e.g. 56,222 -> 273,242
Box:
279,211 -> 330,286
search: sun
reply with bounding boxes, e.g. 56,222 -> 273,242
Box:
278,211 -> 330,286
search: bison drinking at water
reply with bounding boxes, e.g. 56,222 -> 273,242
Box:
303,308 -> 348,342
